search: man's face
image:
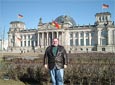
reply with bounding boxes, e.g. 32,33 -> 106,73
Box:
53,38 -> 59,46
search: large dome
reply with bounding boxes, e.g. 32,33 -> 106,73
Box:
55,15 -> 76,26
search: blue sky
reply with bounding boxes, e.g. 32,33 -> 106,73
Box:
0,0 -> 115,39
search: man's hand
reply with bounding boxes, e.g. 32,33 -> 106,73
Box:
44,64 -> 48,69
64,65 -> 67,68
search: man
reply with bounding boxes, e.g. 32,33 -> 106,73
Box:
44,38 -> 68,85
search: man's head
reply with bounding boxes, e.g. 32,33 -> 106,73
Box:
52,38 -> 59,46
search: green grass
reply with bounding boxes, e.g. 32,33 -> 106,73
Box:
0,55 -> 25,85
0,52 -> 115,85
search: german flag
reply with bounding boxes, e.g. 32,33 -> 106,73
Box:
102,4 -> 109,9
52,21 -> 61,29
18,14 -> 23,18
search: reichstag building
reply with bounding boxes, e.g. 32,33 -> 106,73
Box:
8,12 -> 115,53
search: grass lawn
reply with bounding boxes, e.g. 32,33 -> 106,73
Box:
0,53 -> 25,85
0,79 -> 25,85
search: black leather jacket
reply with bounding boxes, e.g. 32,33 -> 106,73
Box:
44,45 -> 68,70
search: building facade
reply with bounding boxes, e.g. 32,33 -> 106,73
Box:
8,12 -> 115,53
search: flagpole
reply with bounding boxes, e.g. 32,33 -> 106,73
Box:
0,33 -> 2,50
17,14 -> 19,21
102,5 -> 103,13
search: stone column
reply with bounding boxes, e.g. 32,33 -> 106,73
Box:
44,33 -> 47,48
73,32 -> 75,46
64,30 -> 70,52
59,32 -> 62,45
98,30 -> 101,46
40,32 -> 43,46
38,33 -> 39,46
26,35 -> 28,47
47,32 -> 49,46
30,35 -> 32,46
108,29 -> 113,45
14,34 -> 17,47
8,34 -> 12,47
78,32 -> 81,46
84,32 -> 86,46
89,32 -> 92,46
14,33 -> 18,47
42,32 -> 44,47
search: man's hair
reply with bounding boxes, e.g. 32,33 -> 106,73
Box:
53,38 -> 59,41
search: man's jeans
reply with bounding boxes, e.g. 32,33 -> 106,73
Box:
50,68 -> 64,85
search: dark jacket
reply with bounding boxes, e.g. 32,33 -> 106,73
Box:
43,45 -> 68,70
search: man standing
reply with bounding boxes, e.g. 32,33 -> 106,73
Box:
44,38 -> 68,85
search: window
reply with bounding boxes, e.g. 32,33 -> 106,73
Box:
86,32 -> 89,37
75,32 -> 78,38
24,41 -> 26,46
91,38 -> 95,46
81,39 -> 84,46
28,41 -> 30,46
70,39 -> 73,46
102,16 -> 104,21
102,39 -> 107,45
105,16 -> 108,21
21,41 -> 22,47
75,39 -> 78,46
99,17 -> 101,21
80,32 -> 84,37
86,48 -> 88,51
102,48 -> 105,51
32,41 -> 34,47
101,30 -> 107,37
86,39 -> 89,46
91,31 -> 97,46
91,32 -> 95,37
70,32 -> 73,38
24,35 -> 26,40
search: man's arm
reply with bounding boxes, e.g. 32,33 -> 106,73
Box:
43,47 -> 48,69
63,47 -> 68,68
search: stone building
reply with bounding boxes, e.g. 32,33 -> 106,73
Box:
8,12 -> 115,53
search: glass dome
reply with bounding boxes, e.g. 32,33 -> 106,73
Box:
55,15 -> 76,26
